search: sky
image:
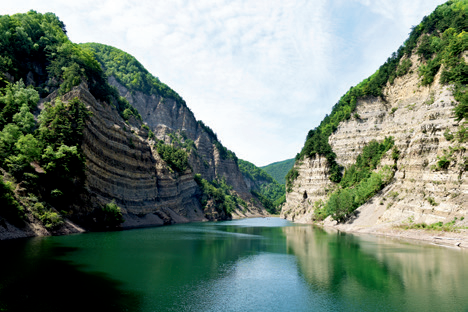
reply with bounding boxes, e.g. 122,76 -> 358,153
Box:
4,0 -> 446,166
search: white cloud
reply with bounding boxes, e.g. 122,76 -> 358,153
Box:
3,0 -> 446,166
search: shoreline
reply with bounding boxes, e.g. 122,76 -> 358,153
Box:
0,211 -> 271,241
321,221 -> 468,250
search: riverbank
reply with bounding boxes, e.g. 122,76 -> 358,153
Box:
319,217 -> 468,249
0,209 -> 271,241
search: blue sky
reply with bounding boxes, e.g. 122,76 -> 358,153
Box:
4,0 -> 446,166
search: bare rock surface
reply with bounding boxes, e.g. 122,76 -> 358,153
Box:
282,55 -> 468,243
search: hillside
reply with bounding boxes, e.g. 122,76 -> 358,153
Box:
261,158 -> 295,185
238,159 -> 285,214
0,11 -> 266,240
282,0 -> 468,233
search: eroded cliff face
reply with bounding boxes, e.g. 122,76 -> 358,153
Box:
61,83 -> 207,228
109,76 -> 266,217
281,155 -> 333,222
282,54 -> 468,229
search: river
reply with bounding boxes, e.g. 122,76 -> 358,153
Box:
0,218 -> 467,311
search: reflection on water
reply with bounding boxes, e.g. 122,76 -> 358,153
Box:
0,237 -> 142,312
283,225 -> 468,311
1,219 -> 467,312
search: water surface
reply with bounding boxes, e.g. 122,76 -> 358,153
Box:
0,218 -> 467,311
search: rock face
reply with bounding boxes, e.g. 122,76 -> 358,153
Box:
109,77 -> 265,214
59,78 -> 266,227
282,55 -> 468,229
62,83 -> 206,228
281,155 -> 333,223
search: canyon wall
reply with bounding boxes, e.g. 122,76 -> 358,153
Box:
62,83 -> 207,228
282,54 -> 468,230
109,77 -> 266,217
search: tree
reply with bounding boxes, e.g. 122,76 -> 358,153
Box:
12,104 -> 35,133
0,80 -> 39,127
0,124 -> 21,164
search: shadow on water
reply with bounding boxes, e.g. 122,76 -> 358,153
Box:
0,237 -> 143,312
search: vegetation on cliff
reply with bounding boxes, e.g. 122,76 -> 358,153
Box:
0,81 -> 88,230
194,174 -> 248,218
313,138 -> 396,221
288,0 -> 468,187
0,11 -> 137,230
81,43 -> 186,107
238,159 -> 285,214
0,10 -> 265,232
197,120 -> 238,162
0,175 -> 24,225
82,43 -> 239,167
156,140 -> 190,173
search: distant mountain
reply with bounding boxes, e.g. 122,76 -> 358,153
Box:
238,159 -> 285,214
261,158 -> 295,185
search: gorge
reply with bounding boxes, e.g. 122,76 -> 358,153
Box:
1,2 -> 468,311
0,1 -> 467,247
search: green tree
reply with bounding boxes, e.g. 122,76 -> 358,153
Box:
0,124 -> 21,164
0,80 -> 39,127
7,134 -> 41,176
0,175 -> 24,224
12,104 -> 35,133
156,141 -> 190,173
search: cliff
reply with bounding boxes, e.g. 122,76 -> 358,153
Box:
108,76 -> 254,200
282,52 -> 468,231
0,12 -> 266,240
282,1 -> 468,233
105,77 -> 266,220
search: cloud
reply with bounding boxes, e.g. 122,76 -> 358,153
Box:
3,0 -> 446,166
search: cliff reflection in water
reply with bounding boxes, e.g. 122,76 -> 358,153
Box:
283,225 -> 468,311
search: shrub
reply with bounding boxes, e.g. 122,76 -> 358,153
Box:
436,154 -> 451,170
156,142 -> 190,173
427,197 -> 439,206
102,201 -> 124,227
0,176 -> 24,224
444,128 -> 454,141
31,202 -> 64,229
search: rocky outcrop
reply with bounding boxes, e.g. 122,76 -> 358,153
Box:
281,155 -> 333,222
283,54 -> 468,230
61,83 -> 206,227
109,76 -> 265,216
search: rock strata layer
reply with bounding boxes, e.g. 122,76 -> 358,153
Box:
64,83 -> 207,227
282,55 -> 468,230
109,77 -> 266,217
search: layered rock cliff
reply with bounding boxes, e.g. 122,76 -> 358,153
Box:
109,76 -> 254,200
282,53 -> 468,230
62,83 -> 206,228
77,72 -> 267,226
0,12 -> 267,240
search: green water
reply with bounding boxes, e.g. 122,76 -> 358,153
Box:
1,218 -> 467,312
